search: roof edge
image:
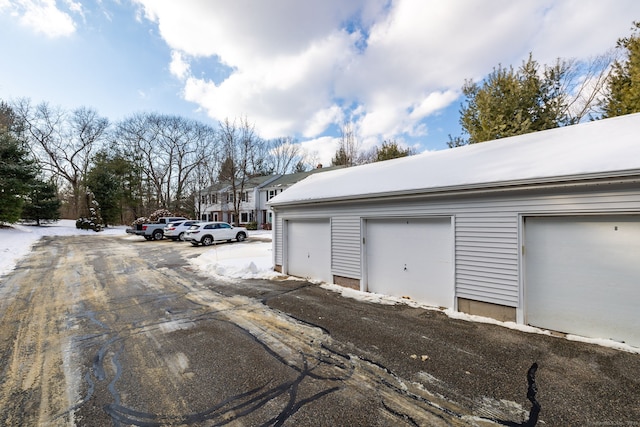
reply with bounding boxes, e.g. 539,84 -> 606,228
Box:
268,169 -> 640,208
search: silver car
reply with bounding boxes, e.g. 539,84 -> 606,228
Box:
163,220 -> 201,241
184,221 -> 248,246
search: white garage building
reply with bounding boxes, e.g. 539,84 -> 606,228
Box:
268,113 -> 640,348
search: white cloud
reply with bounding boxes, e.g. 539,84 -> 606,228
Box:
409,90 -> 460,121
6,0 -> 78,38
169,50 -> 190,80
133,0 -> 640,149
298,136 -> 339,167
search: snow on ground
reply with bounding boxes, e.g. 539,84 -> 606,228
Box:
188,230 -> 284,281
0,220 -> 637,354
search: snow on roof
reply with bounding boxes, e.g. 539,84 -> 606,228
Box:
269,113 -> 640,206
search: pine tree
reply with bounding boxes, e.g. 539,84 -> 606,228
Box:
602,22 -> 640,117
0,103 -> 38,223
374,140 -> 413,162
455,54 -> 568,145
22,179 -> 61,225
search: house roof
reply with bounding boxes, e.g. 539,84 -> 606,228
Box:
203,174 -> 278,193
269,113 -> 640,207
264,165 -> 344,188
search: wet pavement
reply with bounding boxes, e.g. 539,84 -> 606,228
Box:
0,234 -> 638,426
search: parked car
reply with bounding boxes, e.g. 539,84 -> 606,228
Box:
184,222 -> 248,246
164,220 -> 201,241
125,216 -> 189,241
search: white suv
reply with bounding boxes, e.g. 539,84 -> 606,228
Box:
163,220 -> 201,241
184,222 -> 248,246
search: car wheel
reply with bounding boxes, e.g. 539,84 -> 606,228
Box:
152,230 -> 163,241
178,232 -> 185,241
236,232 -> 246,242
202,235 -> 213,246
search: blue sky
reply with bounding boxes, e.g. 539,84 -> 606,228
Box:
1,0 -> 639,165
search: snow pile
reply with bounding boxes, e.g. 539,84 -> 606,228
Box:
188,240 -> 283,280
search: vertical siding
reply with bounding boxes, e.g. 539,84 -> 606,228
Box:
331,216 -> 361,279
455,213 -> 519,306
274,212 -> 283,266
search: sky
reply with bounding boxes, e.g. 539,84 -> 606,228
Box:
1,219 -> 637,354
1,0 -> 639,165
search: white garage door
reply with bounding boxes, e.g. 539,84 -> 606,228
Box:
287,219 -> 332,283
366,217 -> 453,308
525,216 -> 640,347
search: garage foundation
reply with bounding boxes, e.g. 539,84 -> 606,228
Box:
457,298 -> 516,323
333,275 -> 360,290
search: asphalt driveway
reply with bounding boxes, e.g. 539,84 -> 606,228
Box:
0,235 -> 637,426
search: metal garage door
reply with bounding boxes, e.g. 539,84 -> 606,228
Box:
287,219 -> 332,283
366,217 -> 453,308
525,216 -> 640,347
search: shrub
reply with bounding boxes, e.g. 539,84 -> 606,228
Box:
246,221 -> 258,230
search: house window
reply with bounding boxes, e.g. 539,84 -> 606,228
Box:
211,193 -> 217,204
267,189 -> 277,200
241,212 -> 249,223
201,195 -> 207,204
240,191 -> 248,202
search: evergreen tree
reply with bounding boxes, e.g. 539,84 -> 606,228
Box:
374,140 -> 413,161
0,102 -> 38,223
86,150 -> 134,225
331,146 -> 351,166
22,179 -> 61,225
602,22 -> 640,117
455,54 -> 569,145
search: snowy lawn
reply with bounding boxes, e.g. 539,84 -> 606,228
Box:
0,220 -> 637,354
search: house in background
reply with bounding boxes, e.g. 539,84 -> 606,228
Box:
257,166 -> 344,228
197,165 -> 340,228
268,113 -> 640,348
198,175 -> 277,225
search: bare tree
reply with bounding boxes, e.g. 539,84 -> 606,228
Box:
332,121 -> 367,167
218,117 -> 260,225
266,136 -> 312,174
555,51 -> 617,123
115,113 -> 217,215
14,99 -> 109,217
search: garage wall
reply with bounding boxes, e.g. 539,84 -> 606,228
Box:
272,184 -> 640,309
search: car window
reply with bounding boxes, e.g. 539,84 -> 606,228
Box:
220,223 -> 231,229
172,222 -> 183,227
204,224 -> 215,229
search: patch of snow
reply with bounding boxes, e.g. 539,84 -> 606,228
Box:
0,220 -> 125,279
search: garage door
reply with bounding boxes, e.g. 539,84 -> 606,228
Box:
287,219 -> 332,283
525,216 -> 640,347
366,217 -> 453,308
